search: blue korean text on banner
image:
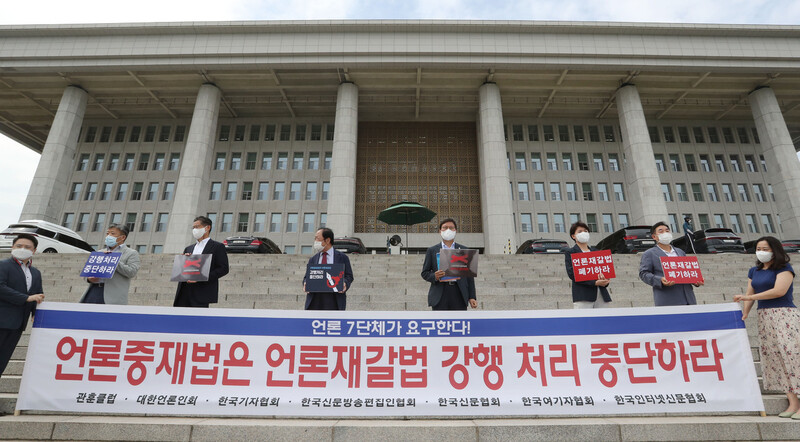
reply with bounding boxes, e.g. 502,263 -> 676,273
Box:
79,252 -> 122,279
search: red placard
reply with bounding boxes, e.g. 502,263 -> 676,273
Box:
571,250 -> 616,282
660,256 -> 704,284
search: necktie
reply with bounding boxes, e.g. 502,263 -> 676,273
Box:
322,252 -> 328,264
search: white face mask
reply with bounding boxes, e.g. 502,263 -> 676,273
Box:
11,248 -> 33,261
441,229 -> 456,242
575,232 -> 590,244
657,232 -> 673,245
756,251 -> 773,263
192,227 -> 207,240
312,241 -> 325,253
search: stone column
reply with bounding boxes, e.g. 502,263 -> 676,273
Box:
20,86 -> 88,223
477,83 -> 516,254
616,84 -> 668,226
163,84 -> 221,253
750,87 -> 800,238
326,82 -> 359,237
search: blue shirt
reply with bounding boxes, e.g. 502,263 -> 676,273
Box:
748,264 -> 795,309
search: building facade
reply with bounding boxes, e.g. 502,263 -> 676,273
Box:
2,21 -> 799,254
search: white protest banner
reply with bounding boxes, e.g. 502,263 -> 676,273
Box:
17,302 -> 762,416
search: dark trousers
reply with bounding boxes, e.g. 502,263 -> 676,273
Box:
432,283 -> 467,311
81,284 -> 105,304
306,292 -> 340,310
173,290 -> 210,308
0,327 -> 24,378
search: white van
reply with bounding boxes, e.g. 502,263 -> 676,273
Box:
0,220 -> 94,254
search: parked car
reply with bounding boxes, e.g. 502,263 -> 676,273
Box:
743,238 -> 800,254
516,239 -> 570,254
334,237 -> 367,254
672,228 -> 745,254
0,220 -> 94,253
595,225 -> 655,254
223,236 -> 281,254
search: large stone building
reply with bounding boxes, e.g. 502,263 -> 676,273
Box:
2,20 -> 800,254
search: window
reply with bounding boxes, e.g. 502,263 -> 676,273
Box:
761,156 -> 767,172
550,183 -> 561,201
648,126 -> 661,143
233,125 -> 245,142
158,126 -> 171,142
753,184 -> 765,202
613,183 -> 625,201
516,182 -> 529,201
582,182 -> 593,201
597,183 -> 609,201
707,127 -> 720,143
305,182 -> 317,200
237,213 -> 249,232
285,246 -> 296,254
144,126 -> 156,142
295,124 -> 307,141
588,126 -> 600,142
542,125 -> 555,141
553,214 -> 565,233
152,153 -> 165,171
561,153 -> 573,170
737,127 -> 750,144
324,152 -> 332,170
85,183 -> 98,201
273,182 -> 285,200
326,124 -> 335,141
125,213 -> 137,232
669,154 -> 681,172
603,126 -> 615,142
168,153 -> 180,171
230,152 -> 242,170
699,155 -> 711,172
308,152 -> 320,170
702,183 -> 715,201
214,153 -> 226,170
76,213 -> 89,232
218,125 -> 230,141
698,214 -> 710,230
663,127 -> 676,143
100,183 -> 112,200
241,182 -> 253,200
310,124 -> 322,141
618,213 -> 629,229
92,213 -> 106,232
729,214 -> 743,233
692,127 -> 705,143
245,152 -> 257,170
684,154 -> 697,172
130,182 -> 143,201
678,127 -> 691,143
730,155 -> 742,172
514,152 -> 526,170
566,183 -> 577,201
721,184 -> 734,202
722,127 -> 735,143
110,213 -> 122,226
512,125 -> 524,141
264,124 -> 276,141
116,183 -> 128,200
209,182 -> 221,200
140,213 -> 153,232
745,214 -> 759,233
220,213 -> 233,232
270,213 -> 282,233
174,126 -> 186,142
225,182 -> 237,200
136,245 -> 146,254
533,182 -> 545,201
69,183 -> 82,200
83,127 -> 97,143
737,184 -> 750,202
286,213 -> 298,233
662,183 -> 673,202
527,125 -> 539,141
162,182 -> 174,200
547,153 -> 558,170
289,182 -> 301,200
156,213 -> 169,232
762,214 -> 775,233
279,124 -> 291,141
92,154 -> 105,171
668,214 -> 678,233
277,152 -> 288,170
654,154 -> 665,172
255,182 -> 269,200
557,125 -> 570,142
574,125 -> 585,142
593,153 -> 604,171
537,213 -> 549,233
114,127 -> 126,143
322,182 -> 330,200
586,213 -> 598,232
62,213 -> 74,229
752,127 -> 760,144
529,153 -> 542,170
292,152 -> 304,169
320,213 -> 327,227
577,153 -> 588,171
602,213 -> 614,233
135,153 -> 149,171
303,213 -> 316,233
77,154 -> 90,171
675,183 -> 688,202
127,126 -> 141,143
108,154 -> 120,171
146,182 -> 159,200
744,155 -> 757,172
714,214 -> 725,228
249,125 -> 261,142
254,213 -> 266,232
261,153 -> 272,170
607,153 -> 620,171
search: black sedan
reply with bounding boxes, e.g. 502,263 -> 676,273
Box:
672,228 -> 745,254
334,237 -> 367,254
743,239 -> 800,254
516,239 -> 570,254
595,225 -> 656,254
223,236 -> 282,254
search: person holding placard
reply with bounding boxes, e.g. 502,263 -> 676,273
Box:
734,236 -> 800,419
421,218 -> 477,310
173,216 -> 229,308
639,221 -> 703,306
564,221 -> 611,309
302,227 -> 353,310
80,224 -> 140,305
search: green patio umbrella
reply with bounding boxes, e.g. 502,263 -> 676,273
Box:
377,201 -> 437,249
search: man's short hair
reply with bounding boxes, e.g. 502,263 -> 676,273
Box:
318,227 -> 334,243
569,221 -> 590,237
107,223 -> 129,237
13,233 -> 38,249
438,218 -> 457,230
194,215 -> 213,229
651,221 -> 669,235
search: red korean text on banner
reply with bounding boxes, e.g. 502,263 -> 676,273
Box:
571,250 -> 616,282
659,256 -> 704,284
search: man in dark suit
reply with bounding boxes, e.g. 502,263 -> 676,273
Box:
639,221 -> 703,306
421,218 -> 477,310
0,234 -> 45,377
303,227 -> 354,310
174,216 -> 229,308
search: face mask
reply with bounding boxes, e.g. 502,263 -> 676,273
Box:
441,229 -> 456,242
575,232 -> 590,244
756,251 -> 773,263
192,228 -> 206,240
312,241 -> 324,253
105,235 -> 119,248
11,248 -> 33,261
657,232 -> 673,245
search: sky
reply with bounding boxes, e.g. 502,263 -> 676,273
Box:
2,0 -> 800,232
